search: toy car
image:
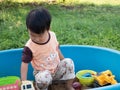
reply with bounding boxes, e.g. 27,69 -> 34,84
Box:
21,80 -> 35,90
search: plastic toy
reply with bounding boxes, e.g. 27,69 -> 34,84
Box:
72,82 -> 82,90
76,70 -> 97,86
21,80 -> 35,90
0,76 -> 21,90
93,70 -> 118,86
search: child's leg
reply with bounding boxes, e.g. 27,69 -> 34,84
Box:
53,58 -> 75,90
34,70 -> 52,90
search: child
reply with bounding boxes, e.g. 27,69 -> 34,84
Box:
21,7 -> 75,90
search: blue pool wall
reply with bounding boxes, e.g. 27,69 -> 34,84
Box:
0,45 -> 120,90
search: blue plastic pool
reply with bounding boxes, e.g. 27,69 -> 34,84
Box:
0,45 -> 120,90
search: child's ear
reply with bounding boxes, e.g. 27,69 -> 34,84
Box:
46,27 -> 50,31
47,28 -> 50,31
49,27 -> 51,30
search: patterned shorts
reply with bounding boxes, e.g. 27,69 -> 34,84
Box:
34,58 -> 75,89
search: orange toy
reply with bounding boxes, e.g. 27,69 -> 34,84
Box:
93,70 -> 117,86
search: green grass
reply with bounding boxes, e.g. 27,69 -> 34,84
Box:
0,0 -> 120,50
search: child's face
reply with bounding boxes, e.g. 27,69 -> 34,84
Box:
28,30 -> 49,43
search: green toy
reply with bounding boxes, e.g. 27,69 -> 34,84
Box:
0,76 -> 21,86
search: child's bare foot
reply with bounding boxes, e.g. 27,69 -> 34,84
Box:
66,79 -> 75,90
66,86 -> 75,90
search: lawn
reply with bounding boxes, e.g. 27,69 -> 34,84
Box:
0,0 -> 120,50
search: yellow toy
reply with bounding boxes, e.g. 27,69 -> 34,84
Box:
93,70 -> 117,86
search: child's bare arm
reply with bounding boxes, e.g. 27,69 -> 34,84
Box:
21,62 -> 28,80
58,48 -> 64,60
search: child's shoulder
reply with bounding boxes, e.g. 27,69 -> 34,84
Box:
25,39 -> 32,46
50,31 -> 55,34
50,31 -> 56,37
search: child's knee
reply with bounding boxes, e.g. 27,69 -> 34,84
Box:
35,71 -> 52,89
62,58 -> 74,68
59,58 -> 75,80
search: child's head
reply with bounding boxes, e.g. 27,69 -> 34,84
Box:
26,7 -> 51,34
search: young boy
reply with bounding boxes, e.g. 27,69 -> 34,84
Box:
21,7 -> 75,90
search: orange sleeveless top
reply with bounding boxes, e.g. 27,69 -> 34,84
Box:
25,31 -> 60,74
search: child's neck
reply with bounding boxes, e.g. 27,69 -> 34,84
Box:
31,31 -> 50,45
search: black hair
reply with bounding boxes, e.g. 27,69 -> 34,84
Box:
26,7 -> 51,34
